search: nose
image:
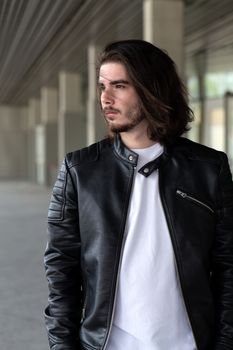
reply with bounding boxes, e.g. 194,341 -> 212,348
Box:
101,88 -> 114,106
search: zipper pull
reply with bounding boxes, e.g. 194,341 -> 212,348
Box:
176,190 -> 187,198
81,307 -> 86,323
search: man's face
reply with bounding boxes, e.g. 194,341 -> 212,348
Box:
98,62 -> 145,133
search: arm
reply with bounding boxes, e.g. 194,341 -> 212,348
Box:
212,153 -> 233,349
44,158 -> 82,350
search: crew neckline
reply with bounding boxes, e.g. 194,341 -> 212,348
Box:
132,143 -> 164,170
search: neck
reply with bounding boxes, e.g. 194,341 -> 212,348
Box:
119,120 -> 157,149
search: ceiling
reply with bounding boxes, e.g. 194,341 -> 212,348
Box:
184,0 -> 233,73
0,0 -> 233,106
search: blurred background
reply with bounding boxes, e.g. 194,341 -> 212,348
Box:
1,0 -> 233,187
0,0 -> 233,349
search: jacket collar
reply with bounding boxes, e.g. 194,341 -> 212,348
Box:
113,134 -> 138,167
113,134 -> 171,176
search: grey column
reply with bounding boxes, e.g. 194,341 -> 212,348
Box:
58,71 -> 85,164
36,87 -> 58,186
0,105 -> 27,179
87,44 -> 107,145
143,0 -> 184,74
193,51 -> 207,145
28,98 -> 41,182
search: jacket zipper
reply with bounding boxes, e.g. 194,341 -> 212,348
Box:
102,166 -> 135,350
81,265 -> 89,323
159,172 -> 199,349
176,189 -> 214,213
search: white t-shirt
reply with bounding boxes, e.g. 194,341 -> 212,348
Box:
106,143 -> 196,350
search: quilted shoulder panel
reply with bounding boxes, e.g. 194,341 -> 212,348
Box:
48,161 -> 67,221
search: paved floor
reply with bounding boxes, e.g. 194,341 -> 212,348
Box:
0,181 -> 51,350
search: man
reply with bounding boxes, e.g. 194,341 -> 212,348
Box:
44,40 -> 233,350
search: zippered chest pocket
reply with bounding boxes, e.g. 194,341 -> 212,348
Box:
176,189 -> 214,214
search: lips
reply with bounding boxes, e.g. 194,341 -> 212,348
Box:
104,108 -> 118,114
104,108 -> 120,120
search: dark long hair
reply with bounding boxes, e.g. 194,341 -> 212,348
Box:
96,39 -> 194,145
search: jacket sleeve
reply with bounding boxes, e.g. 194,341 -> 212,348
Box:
44,157 -> 82,350
212,152 -> 233,349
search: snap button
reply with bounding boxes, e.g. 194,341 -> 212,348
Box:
143,167 -> 149,174
128,155 -> 134,161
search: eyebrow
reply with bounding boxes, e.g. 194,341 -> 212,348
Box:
98,79 -> 130,86
110,80 -> 129,85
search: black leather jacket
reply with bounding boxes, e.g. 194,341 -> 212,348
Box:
44,135 -> 233,350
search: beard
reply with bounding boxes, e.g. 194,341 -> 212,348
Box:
103,104 -> 145,133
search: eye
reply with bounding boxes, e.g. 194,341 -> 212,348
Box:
98,83 -> 105,91
115,84 -> 126,89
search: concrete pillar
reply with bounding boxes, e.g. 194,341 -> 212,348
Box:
58,71 -> 86,163
28,98 -> 41,182
224,91 -> 233,169
87,44 -> 107,145
0,105 -> 28,180
36,87 -> 58,186
143,0 -> 184,74
28,98 -> 41,127
193,51 -> 207,145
